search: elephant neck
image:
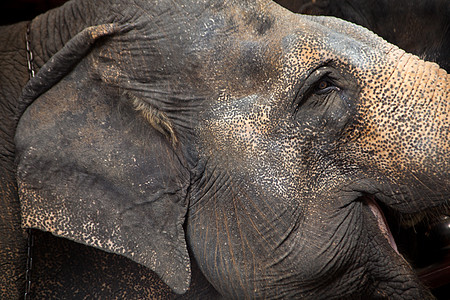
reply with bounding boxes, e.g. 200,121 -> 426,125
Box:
0,21 -> 30,298
0,21 -> 30,144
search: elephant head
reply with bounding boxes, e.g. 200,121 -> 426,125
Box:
14,0 -> 448,298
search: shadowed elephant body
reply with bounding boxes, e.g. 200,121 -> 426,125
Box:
0,0 -> 449,298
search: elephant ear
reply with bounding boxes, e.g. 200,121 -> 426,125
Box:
15,24 -> 191,294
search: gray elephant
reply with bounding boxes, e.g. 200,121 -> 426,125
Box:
0,0 -> 449,298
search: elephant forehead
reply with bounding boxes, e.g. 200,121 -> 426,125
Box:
195,15 -> 390,100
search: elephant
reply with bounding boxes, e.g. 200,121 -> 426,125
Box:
275,0 -> 450,72
0,0 -> 449,298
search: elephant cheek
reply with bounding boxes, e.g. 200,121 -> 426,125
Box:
200,96 -> 274,161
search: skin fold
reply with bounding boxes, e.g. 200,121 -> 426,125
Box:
0,0 -> 448,298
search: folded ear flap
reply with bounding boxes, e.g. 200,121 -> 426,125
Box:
15,31 -> 191,293
19,23 -> 131,115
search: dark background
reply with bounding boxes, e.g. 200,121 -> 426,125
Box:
0,0 -> 67,25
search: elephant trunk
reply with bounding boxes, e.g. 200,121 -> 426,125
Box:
389,52 -> 448,179
356,50 -> 449,211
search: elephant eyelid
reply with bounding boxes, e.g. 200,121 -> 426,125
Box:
292,70 -> 341,116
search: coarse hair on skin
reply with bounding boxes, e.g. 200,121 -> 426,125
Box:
124,91 -> 178,146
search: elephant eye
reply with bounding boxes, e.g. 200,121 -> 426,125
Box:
313,76 -> 340,95
292,66 -> 342,117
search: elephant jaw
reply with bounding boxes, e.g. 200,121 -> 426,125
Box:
366,195 -> 399,254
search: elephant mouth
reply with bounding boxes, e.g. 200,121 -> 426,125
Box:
365,195 -> 399,254
363,194 -> 450,290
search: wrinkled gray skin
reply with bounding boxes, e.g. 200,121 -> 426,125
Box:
0,0 -> 449,298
